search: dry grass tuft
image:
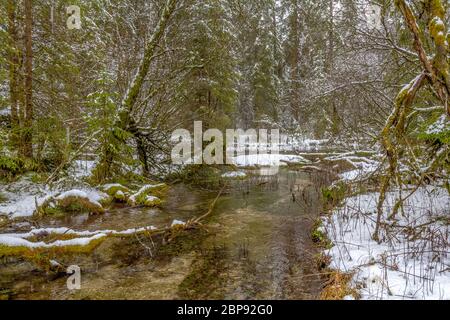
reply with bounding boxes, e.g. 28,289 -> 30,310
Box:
320,270 -> 359,300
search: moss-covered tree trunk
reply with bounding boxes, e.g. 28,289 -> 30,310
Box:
395,0 -> 449,115
116,0 -> 178,128
98,0 -> 178,179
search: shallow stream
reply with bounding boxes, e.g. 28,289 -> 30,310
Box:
0,168 -> 330,300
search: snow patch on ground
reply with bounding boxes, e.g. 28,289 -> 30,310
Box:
222,171 -> 247,178
0,178 -> 109,218
232,153 -> 310,167
0,181 -> 58,218
325,153 -> 380,182
72,160 -> 96,179
323,186 -> 450,300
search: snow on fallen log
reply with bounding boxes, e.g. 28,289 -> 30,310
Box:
0,233 -> 107,249
0,225 -> 158,250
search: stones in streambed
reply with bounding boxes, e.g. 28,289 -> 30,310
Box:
101,183 -> 168,207
171,219 -> 186,227
35,190 -> 109,216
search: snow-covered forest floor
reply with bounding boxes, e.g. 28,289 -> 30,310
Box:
321,157 -> 450,300
0,161 -> 105,218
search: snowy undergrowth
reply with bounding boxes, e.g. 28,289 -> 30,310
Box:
72,159 -> 97,179
325,153 -> 380,182
323,185 -> 450,300
279,136 -> 330,152
0,174 -> 108,218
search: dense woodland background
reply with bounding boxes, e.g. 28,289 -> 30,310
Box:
0,0 -> 448,185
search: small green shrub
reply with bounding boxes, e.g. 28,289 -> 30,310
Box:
311,220 -> 333,249
0,156 -> 24,178
321,181 -> 348,209
176,165 -> 224,189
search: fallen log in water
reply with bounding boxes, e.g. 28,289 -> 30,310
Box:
0,185 -> 227,270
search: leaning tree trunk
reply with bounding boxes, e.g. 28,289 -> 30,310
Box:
117,0 -> 178,127
99,0 -> 178,179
